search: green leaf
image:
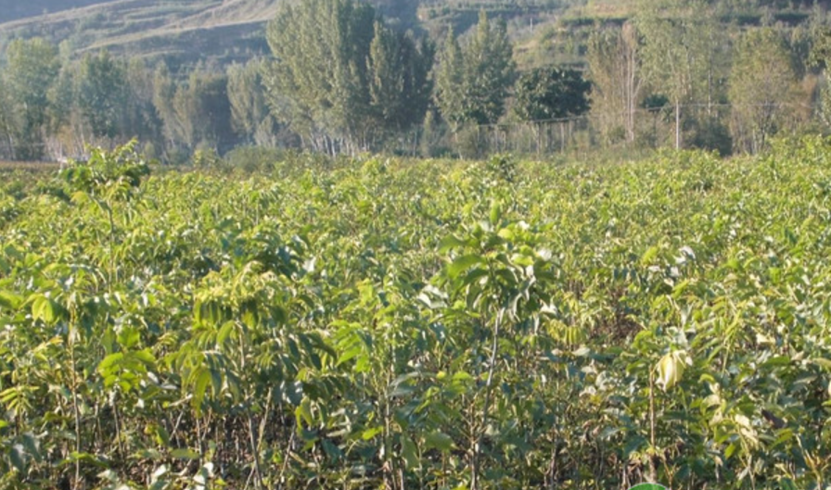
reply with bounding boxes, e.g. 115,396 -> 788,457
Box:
98,353 -> 124,374
192,369 -> 212,414
724,441 -> 739,459
762,356 -> 790,368
10,444 -> 26,472
401,434 -> 419,469
658,351 -> 690,391
0,291 -> 23,310
813,358 -> 831,369
361,427 -> 383,441
438,235 -> 469,253
641,246 -> 660,265
447,254 -> 485,279
31,295 -> 59,324
489,201 -> 502,225
117,327 -> 141,349
296,397 -> 313,427
217,321 -> 235,346
424,432 -> 454,452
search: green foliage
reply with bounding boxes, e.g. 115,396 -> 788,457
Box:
435,10 -> 517,128
484,153 -> 517,182
1,137 -> 831,488
514,66 -> 591,122
3,38 -> 61,160
729,28 -> 799,153
367,21 -> 434,136
191,147 -> 224,171
60,140 -> 151,197
264,0 -> 432,152
586,23 -> 642,144
227,59 -> 280,148
77,50 -> 128,139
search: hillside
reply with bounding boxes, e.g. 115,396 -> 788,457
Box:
0,0 -> 111,23
0,0 -> 575,68
0,0 -> 281,69
0,0 -> 823,70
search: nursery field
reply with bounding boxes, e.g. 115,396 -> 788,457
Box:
1,140 -> 831,489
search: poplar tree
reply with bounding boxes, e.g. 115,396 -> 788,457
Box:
264,0 -> 375,152
367,21 -> 433,138
0,76 -> 19,159
228,59 -> 280,147
4,38 -> 60,160
586,23 -> 642,144
729,28 -> 798,153
435,11 -> 516,129
264,0 -> 430,153
637,0 -> 722,149
434,27 -> 466,132
77,50 -> 128,139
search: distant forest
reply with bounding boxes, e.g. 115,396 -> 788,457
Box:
1,0 -> 831,162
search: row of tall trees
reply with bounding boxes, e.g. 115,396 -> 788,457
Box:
587,0 -> 825,154
0,0 -> 553,160
263,0 -> 434,154
1,0 -> 830,160
0,40 -> 245,162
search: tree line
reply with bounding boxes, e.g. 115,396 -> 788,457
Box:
1,0 -> 830,162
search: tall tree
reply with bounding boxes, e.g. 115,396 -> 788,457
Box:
264,0 -> 375,153
367,21 -> 433,139
0,76 -> 19,159
172,67 -> 235,152
464,11 -> 515,125
4,38 -> 60,160
124,58 -> 164,149
228,59 -> 279,147
637,0 -> 722,149
586,22 -> 642,145
514,66 -> 591,152
810,26 -> 831,130
77,50 -> 128,140
434,27 -> 466,132
45,61 -> 85,158
152,63 -> 183,151
435,11 -> 516,129
729,27 -> 799,153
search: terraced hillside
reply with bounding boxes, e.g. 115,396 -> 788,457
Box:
0,0 -> 570,67
0,0 -> 110,23
0,0 -> 280,67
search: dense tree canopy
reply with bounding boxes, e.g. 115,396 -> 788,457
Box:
77,50 -> 128,139
263,0 -> 432,153
513,66 -> 591,122
3,38 -> 60,160
729,28 -> 799,153
435,11 -> 516,128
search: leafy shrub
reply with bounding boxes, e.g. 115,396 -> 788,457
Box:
60,140 -> 151,198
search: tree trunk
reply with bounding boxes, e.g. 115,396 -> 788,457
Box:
675,102 -> 681,150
